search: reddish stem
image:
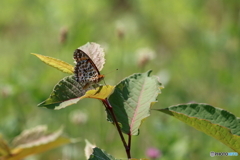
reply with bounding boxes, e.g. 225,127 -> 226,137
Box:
102,99 -> 131,159
128,133 -> 131,152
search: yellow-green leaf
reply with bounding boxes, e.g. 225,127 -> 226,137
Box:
81,85 -> 115,100
0,135 -> 11,157
1,125 -> 78,160
8,137 -> 71,160
31,53 -> 74,74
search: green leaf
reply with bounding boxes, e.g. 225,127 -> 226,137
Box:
108,70 -> 163,135
31,53 -> 74,74
39,75 -> 114,110
156,103 -> 240,153
38,75 -> 87,109
88,147 -> 117,160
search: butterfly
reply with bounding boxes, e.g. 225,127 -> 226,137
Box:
73,49 -> 104,89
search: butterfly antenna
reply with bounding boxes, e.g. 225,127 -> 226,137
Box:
103,79 -> 107,86
102,69 -> 118,87
104,69 -> 119,75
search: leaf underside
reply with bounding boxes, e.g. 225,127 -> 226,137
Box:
156,103 -> 240,153
78,42 -> 105,71
108,70 -> 163,135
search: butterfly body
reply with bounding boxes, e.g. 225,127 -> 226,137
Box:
73,49 -> 104,89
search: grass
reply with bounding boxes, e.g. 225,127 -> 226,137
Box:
0,0 -> 239,159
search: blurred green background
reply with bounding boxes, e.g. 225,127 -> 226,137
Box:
0,0 -> 239,159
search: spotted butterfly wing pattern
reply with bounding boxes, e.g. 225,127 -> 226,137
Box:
73,49 -> 104,89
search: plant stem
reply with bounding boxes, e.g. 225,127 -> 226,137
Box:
102,99 -> 131,159
128,133 -> 131,152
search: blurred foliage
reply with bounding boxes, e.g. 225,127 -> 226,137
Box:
0,0 -> 239,159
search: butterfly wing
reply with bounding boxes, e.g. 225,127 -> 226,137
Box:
73,49 -> 104,88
